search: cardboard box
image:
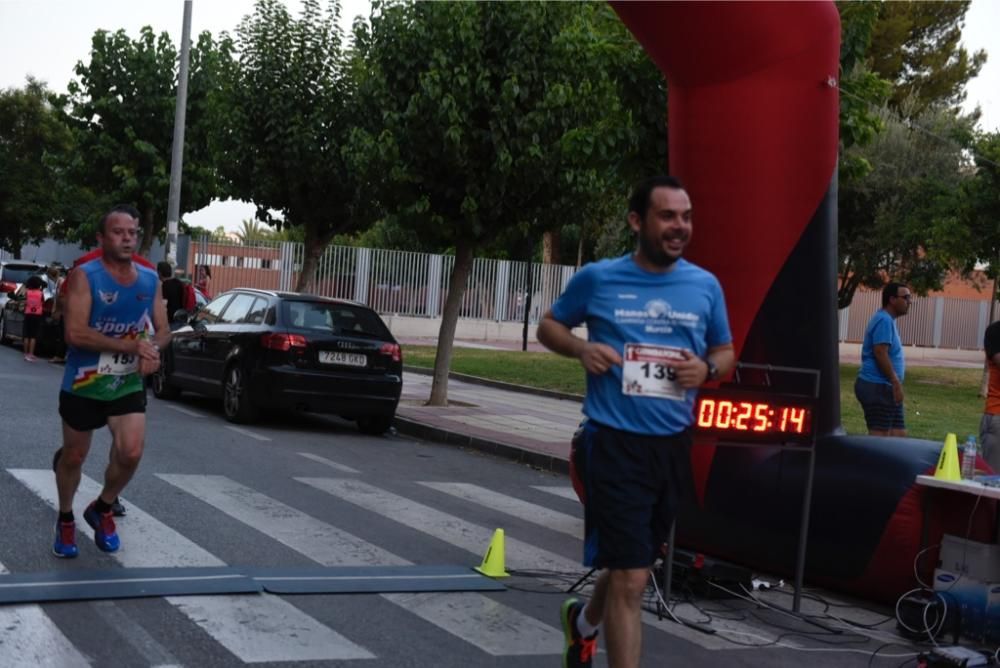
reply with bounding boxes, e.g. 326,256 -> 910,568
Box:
940,534 -> 1000,582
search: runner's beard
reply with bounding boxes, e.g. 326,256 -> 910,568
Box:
638,231 -> 685,268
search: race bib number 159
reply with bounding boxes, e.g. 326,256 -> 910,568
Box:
97,351 -> 138,376
621,343 -> 687,400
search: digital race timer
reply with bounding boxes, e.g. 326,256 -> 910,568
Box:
694,387 -> 815,443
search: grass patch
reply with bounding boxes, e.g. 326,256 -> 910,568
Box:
404,345 -> 985,442
404,345 -> 586,395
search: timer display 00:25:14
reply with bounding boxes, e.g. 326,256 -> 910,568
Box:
695,398 -> 809,434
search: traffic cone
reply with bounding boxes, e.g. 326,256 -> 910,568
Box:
475,529 -> 509,578
934,433 -> 962,481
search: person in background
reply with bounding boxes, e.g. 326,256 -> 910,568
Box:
195,264 -> 212,299
854,282 -> 912,437
47,266 -> 67,364
981,320 -> 1000,471
158,261 -> 185,323
22,274 -> 46,361
44,264 -> 62,294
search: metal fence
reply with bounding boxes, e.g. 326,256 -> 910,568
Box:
180,236 -> 996,348
838,290 -> 995,351
187,237 -> 578,325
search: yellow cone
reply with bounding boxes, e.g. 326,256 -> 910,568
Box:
934,433 -> 962,481
475,529 -> 509,578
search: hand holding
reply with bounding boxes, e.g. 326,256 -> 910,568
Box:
134,339 -> 161,363
579,342 -> 622,376
673,349 -> 708,389
138,356 -> 160,376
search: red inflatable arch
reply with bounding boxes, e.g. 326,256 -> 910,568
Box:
610,1 -> 993,604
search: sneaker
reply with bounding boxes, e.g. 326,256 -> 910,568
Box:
52,520 -> 79,558
83,501 -> 120,552
110,497 -> 126,517
560,598 -> 598,667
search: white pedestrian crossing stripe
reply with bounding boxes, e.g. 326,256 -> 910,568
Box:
0,560 -> 90,668
531,485 -> 579,501
157,473 -> 562,656
419,482 -> 582,537
297,452 -> 360,474
8,469 -> 373,663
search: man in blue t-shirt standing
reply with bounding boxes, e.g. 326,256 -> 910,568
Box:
854,282 -> 912,437
538,175 -> 735,668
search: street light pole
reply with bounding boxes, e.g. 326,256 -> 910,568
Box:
165,0 -> 193,266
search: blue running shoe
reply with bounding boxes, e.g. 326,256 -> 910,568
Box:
53,520 -> 78,558
83,501 -> 120,552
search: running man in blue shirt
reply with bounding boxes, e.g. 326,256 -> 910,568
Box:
52,205 -> 171,558
854,282 -> 911,437
538,175 -> 735,668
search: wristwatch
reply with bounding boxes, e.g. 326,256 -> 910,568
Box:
705,359 -> 719,381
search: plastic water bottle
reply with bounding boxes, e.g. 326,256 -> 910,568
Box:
962,435 -> 978,480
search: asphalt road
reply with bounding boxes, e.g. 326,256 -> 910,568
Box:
0,342 -> 927,667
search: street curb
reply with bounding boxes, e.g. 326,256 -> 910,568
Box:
392,416 -> 570,475
402,365 -> 584,403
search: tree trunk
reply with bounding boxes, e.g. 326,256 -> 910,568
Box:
542,229 -> 560,264
576,235 -> 584,269
295,227 -> 331,293
139,207 -> 155,256
428,239 -> 475,406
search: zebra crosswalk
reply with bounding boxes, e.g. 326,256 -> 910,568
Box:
8,469 -> 372,663
0,465 -> 593,666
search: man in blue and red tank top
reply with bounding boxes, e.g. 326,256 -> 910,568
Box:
51,204 -> 171,558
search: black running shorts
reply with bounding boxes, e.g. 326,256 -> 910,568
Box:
59,390 -> 147,432
570,421 -> 693,570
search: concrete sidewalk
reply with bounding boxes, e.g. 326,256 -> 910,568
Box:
395,370 -> 582,472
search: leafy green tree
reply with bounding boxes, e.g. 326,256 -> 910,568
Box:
351,0 -> 635,404
837,1 -> 893,183
837,103 -> 976,307
869,1 -> 986,113
0,79 -> 79,257
962,133 -> 1000,281
955,132 -> 1000,397
180,222 -> 213,239
54,27 -> 233,254
220,0 -> 373,291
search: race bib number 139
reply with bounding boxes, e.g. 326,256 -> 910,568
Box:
621,343 -> 687,400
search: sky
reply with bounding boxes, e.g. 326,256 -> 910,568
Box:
1,0 -> 998,233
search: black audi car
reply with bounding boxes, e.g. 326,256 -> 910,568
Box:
152,289 -> 403,433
